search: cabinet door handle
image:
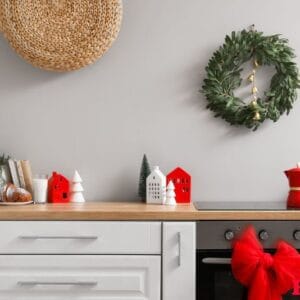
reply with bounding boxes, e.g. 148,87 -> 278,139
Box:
18,281 -> 98,286
177,232 -> 181,267
19,235 -> 98,240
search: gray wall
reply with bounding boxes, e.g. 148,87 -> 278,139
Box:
0,0 -> 299,202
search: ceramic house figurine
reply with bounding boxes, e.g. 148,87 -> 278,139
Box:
146,166 -> 166,204
48,172 -> 70,203
166,180 -> 176,205
167,167 -> 191,203
70,170 -> 85,203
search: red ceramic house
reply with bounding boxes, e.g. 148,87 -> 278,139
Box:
167,167 -> 191,203
48,172 -> 70,203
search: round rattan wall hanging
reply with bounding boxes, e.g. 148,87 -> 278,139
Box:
0,0 -> 122,72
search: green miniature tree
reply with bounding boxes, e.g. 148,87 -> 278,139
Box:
0,154 -> 10,190
138,154 -> 151,201
0,154 -> 9,166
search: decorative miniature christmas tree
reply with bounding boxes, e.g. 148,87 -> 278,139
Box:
0,153 -> 10,189
166,180 -> 176,205
138,154 -> 151,201
70,170 -> 85,203
0,154 -> 10,166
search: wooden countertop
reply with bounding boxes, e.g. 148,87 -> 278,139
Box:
0,202 -> 299,220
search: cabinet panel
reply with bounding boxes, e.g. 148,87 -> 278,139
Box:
162,222 -> 195,300
0,255 -> 161,300
0,221 -> 161,254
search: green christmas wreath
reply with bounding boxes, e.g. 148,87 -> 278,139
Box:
202,28 -> 300,130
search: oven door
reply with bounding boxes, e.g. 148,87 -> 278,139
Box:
196,250 -> 295,300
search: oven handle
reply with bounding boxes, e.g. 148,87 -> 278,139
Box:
202,257 -> 232,265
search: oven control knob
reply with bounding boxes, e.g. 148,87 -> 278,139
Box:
224,230 -> 235,241
293,230 -> 300,241
258,230 -> 269,241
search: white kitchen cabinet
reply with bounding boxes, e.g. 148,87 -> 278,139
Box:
0,255 -> 161,300
162,222 -> 196,300
0,221 -> 161,254
0,220 -> 196,300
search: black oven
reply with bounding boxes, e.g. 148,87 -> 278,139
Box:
196,221 -> 299,300
197,249 -> 247,299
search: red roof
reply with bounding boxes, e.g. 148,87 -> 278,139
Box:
167,167 -> 190,178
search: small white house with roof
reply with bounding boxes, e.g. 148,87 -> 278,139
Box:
146,166 -> 166,204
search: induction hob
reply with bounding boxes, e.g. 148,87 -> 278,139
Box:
193,201 -> 293,211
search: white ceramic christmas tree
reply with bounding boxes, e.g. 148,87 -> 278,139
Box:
70,170 -> 85,203
166,180 -> 176,205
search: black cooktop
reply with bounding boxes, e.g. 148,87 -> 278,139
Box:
193,201 -> 292,211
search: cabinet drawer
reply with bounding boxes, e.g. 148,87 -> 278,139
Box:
0,221 -> 161,254
0,255 -> 161,300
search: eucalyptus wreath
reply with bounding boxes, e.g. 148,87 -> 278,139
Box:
202,29 -> 300,130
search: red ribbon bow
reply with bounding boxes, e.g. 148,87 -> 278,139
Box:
231,226 -> 300,300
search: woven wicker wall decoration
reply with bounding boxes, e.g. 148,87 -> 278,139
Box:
0,0 -> 122,72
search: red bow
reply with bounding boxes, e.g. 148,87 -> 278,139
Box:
231,226 -> 300,300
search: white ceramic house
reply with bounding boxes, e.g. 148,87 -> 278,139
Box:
146,166 -> 166,204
